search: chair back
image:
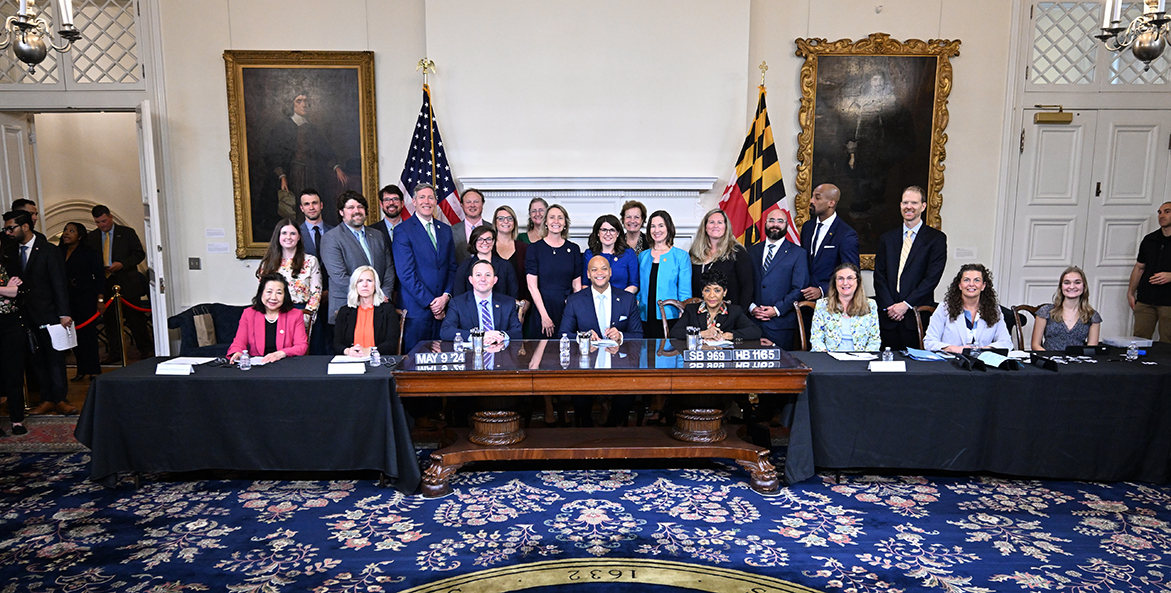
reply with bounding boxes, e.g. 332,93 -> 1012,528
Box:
658,298 -> 701,338
516,299 -> 531,325
396,309 -> 408,354
1011,304 -> 1042,350
792,300 -> 817,350
913,305 -> 937,350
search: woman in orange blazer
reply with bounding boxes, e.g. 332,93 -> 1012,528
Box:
228,273 -> 309,364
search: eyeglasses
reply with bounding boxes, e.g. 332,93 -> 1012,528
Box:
2,225 -> 17,233
476,236 -> 495,244
495,215 -> 514,222
598,228 -> 618,235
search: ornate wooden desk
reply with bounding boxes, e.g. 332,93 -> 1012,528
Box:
394,339 -> 809,497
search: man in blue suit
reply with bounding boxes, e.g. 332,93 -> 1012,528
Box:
800,183 -> 859,301
441,259 -> 523,342
560,255 -> 643,426
748,209 -> 810,350
873,185 -> 947,350
393,183 -> 457,353
298,189 -> 334,354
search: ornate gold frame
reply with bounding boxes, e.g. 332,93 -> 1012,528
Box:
224,50 -> 378,258
794,33 -> 959,269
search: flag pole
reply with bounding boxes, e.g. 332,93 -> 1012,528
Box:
416,58 -> 438,187
416,57 -> 435,87
759,60 -> 768,87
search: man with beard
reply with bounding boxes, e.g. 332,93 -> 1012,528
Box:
873,185 -> 947,350
368,185 -> 405,249
747,209 -> 809,349
320,191 -> 395,326
1130,201 -> 1171,342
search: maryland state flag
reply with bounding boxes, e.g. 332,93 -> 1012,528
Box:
718,86 -> 797,245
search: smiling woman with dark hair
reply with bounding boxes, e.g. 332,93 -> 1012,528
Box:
924,263 -> 1012,353
58,222 -> 104,380
228,273 -> 308,364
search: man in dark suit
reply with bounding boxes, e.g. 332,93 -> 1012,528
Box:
298,189 -> 335,354
800,183 -> 859,300
450,188 -> 487,264
320,191 -> 396,326
748,209 -> 810,349
559,255 -> 643,426
4,210 -> 75,416
368,184 -> 405,251
393,183 -> 457,353
440,259 -> 523,342
88,205 -> 151,359
873,185 -> 948,350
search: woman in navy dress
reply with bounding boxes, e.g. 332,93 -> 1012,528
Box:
526,204 -> 582,337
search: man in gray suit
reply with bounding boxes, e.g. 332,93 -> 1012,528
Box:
451,188 -> 487,263
320,191 -> 396,325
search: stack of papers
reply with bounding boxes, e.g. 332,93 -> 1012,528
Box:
704,339 -> 734,348
328,362 -> 366,375
591,339 -> 619,348
156,357 -> 218,375
331,354 -> 370,363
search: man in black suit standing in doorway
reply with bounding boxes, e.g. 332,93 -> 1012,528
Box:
87,204 -> 152,359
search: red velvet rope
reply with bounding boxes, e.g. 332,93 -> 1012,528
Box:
117,296 -> 151,313
74,310 -> 102,329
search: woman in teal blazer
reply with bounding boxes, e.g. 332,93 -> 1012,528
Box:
637,210 -> 692,339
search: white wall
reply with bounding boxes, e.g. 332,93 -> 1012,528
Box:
157,0 -> 1015,309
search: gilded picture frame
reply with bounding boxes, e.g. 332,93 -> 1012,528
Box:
224,50 -> 378,258
794,33 -> 960,269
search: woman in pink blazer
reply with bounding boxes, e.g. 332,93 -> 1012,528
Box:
228,273 -> 309,364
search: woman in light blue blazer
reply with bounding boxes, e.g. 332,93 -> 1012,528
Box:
924,263 -> 1012,352
810,263 -> 881,352
637,210 -> 692,339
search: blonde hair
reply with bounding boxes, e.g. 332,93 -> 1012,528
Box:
544,204 -> 571,239
1050,266 -> 1096,325
824,263 -> 871,317
689,208 -> 741,264
493,205 -> 519,241
346,265 -> 387,308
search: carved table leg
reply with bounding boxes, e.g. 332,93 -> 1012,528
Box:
468,411 -> 526,445
421,455 -> 465,498
736,452 -> 780,494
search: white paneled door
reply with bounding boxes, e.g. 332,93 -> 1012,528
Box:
1008,109 -> 1171,339
0,112 -> 37,213
137,100 -> 170,355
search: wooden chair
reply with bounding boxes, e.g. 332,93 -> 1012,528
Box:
396,309 -> 408,354
792,301 -> 817,351
1011,304 -> 1042,350
658,298 -> 702,338
913,305 -> 936,350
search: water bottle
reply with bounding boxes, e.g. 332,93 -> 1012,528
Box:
454,332 -> 464,351
369,346 -> 381,367
882,347 -> 893,362
559,333 -> 571,367
1127,341 -> 1139,361
239,350 -> 251,371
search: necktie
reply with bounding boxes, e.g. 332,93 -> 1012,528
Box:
480,299 -> 494,331
896,230 -> 913,293
103,231 -> 112,267
426,221 -> 437,249
764,244 -> 776,272
20,245 -> 28,271
810,222 -> 823,260
484,351 -> 495,369
596,293 -> 608,335
312,225 -> 321,254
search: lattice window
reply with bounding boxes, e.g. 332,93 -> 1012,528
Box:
1033,2 -> 1102,84
0,0 -> 60,84
1108,2 -> 1170,84
71,0 -> 139,84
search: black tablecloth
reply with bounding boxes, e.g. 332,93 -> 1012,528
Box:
785,348 -> 1171,485
74,356 -> 420,493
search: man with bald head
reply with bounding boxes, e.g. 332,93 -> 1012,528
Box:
560,255 -> 643,426
800,183 -> 859,301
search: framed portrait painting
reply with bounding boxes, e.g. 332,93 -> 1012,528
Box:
794,34 -> 960,268
224,50 -> 378,258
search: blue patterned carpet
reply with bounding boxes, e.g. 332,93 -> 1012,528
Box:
3,451 -> 1171,592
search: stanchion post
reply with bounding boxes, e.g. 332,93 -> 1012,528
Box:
112,285 -> 128,367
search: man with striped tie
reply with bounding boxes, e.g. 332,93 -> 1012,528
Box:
873,186 -> 948,350
440,259 -> 522,343
748,209 -> 809,350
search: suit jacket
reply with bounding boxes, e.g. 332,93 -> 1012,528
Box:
320,225 -> 396,324
440,291 -> 523,341
8,233 -> 70,326
451,219 -> 488,264
333,302 -> 401,355
299,220 -> 334,260
367,219 -> 398,254
227,307 -> 308,357
747,239 -> 809,333
809,298 -> 881,352
873,223 -> 947,329
393,216 -> 457,319
85,223 -> 147,298
559,286 -> 643,340
923,302 -> 1012,351
669,302 -> 761,341
800,215 -> 859,295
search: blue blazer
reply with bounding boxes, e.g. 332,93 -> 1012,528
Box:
440,291 -> 523,341
582,248 -> 639,291
800,215 -> 859,295
747,240 -> 809,333
637,247 -> 692,321
393,216 -> 457,319
559,287 -> 643,339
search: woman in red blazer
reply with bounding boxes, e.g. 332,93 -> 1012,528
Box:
228,273 -> 309,364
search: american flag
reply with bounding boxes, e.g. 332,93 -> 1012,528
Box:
399,84 -> 463,224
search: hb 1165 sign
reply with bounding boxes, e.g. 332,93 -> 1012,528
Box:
681,348 -> 781,362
